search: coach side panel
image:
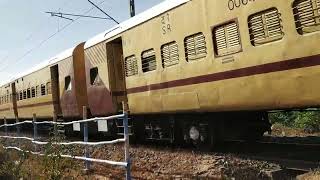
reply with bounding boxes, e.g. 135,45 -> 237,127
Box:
15,67 -> 54,119
0,84 -> 15,120
122,0 -> 320,114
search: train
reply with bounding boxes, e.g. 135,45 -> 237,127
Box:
0,0 -> 320,147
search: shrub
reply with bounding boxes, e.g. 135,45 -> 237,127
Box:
269,110 -> 320,133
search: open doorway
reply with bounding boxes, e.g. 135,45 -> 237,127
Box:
106,37 -> 127,112
50,65 -> 62,117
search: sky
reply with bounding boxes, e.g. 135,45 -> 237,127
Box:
0,0 -> 162,83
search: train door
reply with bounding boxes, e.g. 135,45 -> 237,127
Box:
11,82 -> 18,118
106,38 -> 127,112
50,65 -> 62,117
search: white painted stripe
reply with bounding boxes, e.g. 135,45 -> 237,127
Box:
3,146 -> 127,167
0,114 -> 124,128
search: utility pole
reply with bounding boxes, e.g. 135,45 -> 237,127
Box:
129,0 -> 135,17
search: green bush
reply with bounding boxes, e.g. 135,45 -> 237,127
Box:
0,149 -> 28,179
269,110 -> 320,133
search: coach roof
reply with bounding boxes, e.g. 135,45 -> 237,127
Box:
12,46 -> 76,83
84,0 -> 190,49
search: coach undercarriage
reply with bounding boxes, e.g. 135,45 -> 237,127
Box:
128,111 -> 271,148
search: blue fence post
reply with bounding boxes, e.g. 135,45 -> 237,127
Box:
33,113 -> 37,152
15,116 -> 20,137
83,106 -> 90,171
4,117 -> 7,136
123,110 -> 131,180
53,113 -> 58,139
15,116 -> 21,147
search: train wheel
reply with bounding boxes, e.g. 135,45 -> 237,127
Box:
183,121 -> 217,150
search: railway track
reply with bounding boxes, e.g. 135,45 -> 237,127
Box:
217,139 -> 320,172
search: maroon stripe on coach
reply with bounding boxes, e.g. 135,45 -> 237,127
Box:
127,54 -> 320,94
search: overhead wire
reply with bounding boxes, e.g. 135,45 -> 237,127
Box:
0,16 -> 51,67
0,0 -> 107,73
0,0 -> 71,67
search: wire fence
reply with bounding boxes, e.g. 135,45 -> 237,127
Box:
0,107 -> 131,180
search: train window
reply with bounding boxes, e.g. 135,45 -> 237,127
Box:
9,94 -> 12,102
46,82 -> 51,94
65,76 -> 72,91
41,84 -> 46,96
125,55 -> 138,77
90,67 -> 101,85
161,41 -> 179,68
213,21 -> 242,56
23,90 -> 27,99
19,91 -> 23,100
27,88 -> 31,99
31,87 -> 36,98
293,0 -> 320,35
141,49 -> 157,73
184,32 -> 207,61
36,86 -> 39,97
248,8 -> 283,46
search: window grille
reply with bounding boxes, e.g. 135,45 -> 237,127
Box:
23,90 -> 27,99
184,33 -> 207,61
41,84 -> 46,96
31,87 -> 36,98
161,41 -> 179,68
19,91 -> 23,100
36,86 -> 39,97
214,21 -> 242,56
27,89 -> 31,99
141,49 -> 157,73
125,56 -> 138,77
248,8 -> 283,46
293,0 -> 320,34
65,76 -> 72,91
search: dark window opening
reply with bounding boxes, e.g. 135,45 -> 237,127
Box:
90,67 -> 101,86
36,86 -> 39,97
31,87 -> 36,98
19,91 -> 23,100
41,84 -> 46,96
65,76 -> 72,91
27,88 -> 31,99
